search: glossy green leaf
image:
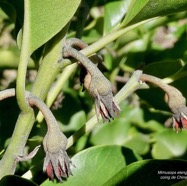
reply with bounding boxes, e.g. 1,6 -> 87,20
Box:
152,130 -> 187,159
90,118 -> 131,146
121,0 -> 149,27
26,0 -> 81,53
121,0 -> 187,27
41,145 -> 140,186
104,159 -> 187,186
104,0 -> 128,34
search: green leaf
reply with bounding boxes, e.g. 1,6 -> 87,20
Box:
90,103 -> 164,149
60,111 -> 87,132
123,106 -> 165,132
137,83 -> 172,111
90,118 -> 131,146
26,0 -> 81,53
104,159 -> 187,186
123,0 -> 187,27
172,179 -> 187,186
104,0 -> 128,34
142,60 -> 184,79
0,175 -> 38,186
123,128 -> 150,155
152,130 -> 187,159
6,0 -> 24,28
41,145 -> 140,186
0,1 -> 16,22
121,0 -> 149,27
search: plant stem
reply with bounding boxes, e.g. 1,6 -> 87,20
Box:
16,0 -> 32,112
80,19 -> 155,57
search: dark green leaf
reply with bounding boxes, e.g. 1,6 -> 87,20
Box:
0,175 -> 38,186
142,60 -> 184,79
121,0 -> 149,27
0,1 -> 16,22
172,179 -> 187,186
125,0 -> 187,26
104,159 -> 187,186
